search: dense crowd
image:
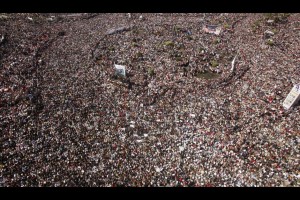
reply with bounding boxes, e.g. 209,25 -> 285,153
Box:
0,13 -> 299,187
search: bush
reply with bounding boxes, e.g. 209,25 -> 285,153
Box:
266,39 -> 274,46
210,60 -> 219,68
164,41 -> 174,47
148,68 -> 155,76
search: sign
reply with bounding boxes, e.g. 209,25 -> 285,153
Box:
114,64 -> 126,77
283,84 -> 300,109
203,25 -> 221,35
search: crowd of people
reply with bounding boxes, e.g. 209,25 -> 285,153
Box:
1,13 -> 299,187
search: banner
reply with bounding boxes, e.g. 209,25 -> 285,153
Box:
114,64 -> 126,77
283,84 -> 300,109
